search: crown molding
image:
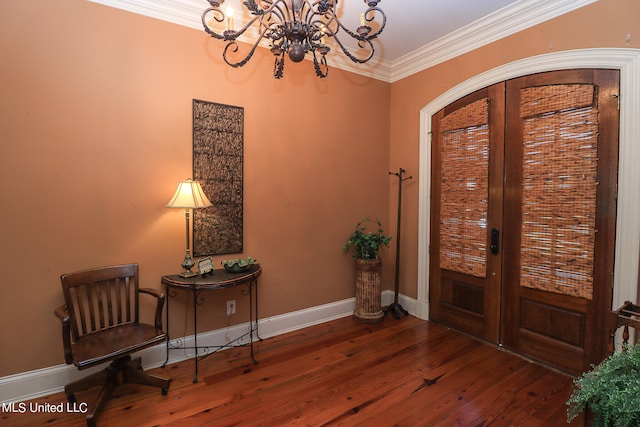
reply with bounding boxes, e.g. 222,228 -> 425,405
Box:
88,0 -> 203,29
87,0 -> 597,83
390,0 -> 598,82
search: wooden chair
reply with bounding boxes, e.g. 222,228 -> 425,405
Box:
54,264 -> 170,426
608,300 -> 640,354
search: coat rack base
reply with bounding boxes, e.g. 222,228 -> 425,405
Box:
385,302 -> 409,320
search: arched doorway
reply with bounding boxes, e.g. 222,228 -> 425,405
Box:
416,48 -> 640,355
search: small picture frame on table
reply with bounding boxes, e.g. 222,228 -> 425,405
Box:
198,257 -> 214,276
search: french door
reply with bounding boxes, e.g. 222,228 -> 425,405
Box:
429,69 -> 620,374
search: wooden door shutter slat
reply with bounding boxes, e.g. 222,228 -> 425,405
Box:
519,84 -> 598,299
439,98 -> 489,278
520,84 -> 595,117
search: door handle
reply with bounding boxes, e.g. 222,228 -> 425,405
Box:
490,228 -> 500,255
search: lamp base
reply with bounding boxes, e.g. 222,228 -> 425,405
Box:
178,270 -> 199,278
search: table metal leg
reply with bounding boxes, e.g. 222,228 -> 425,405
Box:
254,280 -> 262,341
248,281 -> 257,365
193,288 -> 199,383
162,284 -> 170,368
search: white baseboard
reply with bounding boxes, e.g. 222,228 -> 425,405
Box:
0,292 -> 416,404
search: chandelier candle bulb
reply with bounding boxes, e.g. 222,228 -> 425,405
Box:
360,13 -> 365,26
226,4 -> 234,31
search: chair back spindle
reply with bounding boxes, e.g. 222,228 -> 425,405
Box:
61,264 -> 140,343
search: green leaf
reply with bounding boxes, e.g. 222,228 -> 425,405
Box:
567,344 -> 640,426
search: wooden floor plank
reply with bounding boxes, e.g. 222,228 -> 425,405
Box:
345,343 -> 529,426
2,316 -> 581,426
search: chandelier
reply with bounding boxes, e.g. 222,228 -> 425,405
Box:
202,0 -> 386,78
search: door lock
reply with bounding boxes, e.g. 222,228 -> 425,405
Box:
490,228 -> 500,255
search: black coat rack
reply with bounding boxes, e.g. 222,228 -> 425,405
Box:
385,168 -> 412,319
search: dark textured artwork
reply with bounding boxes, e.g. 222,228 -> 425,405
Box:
192,99 -> 244,256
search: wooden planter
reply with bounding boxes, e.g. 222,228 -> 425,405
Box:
354,258 -> 383,323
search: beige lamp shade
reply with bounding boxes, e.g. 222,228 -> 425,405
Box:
166,179 -> 212,209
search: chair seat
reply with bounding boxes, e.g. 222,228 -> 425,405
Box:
72,323 -> 166,370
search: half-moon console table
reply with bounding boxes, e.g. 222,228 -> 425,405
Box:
161,264 -> 262,383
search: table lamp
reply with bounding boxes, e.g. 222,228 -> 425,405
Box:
167,179 -> 212,277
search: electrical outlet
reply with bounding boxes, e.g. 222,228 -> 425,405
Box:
226,300 -> 236,316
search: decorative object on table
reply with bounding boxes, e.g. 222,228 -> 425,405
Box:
200,0 -> 387,79
385,168 -> 412,320
192,99 -> 244,256
222,256 -> 257,273
566,343 -> 640,426
198,256 -> 214,276
167,179 -> 213,278
343,217 -> 392,323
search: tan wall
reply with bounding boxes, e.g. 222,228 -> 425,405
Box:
389,0 -> 640,299
0,0 -> 391,376
1,0 -> 638,380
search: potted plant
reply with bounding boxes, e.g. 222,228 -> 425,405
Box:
567,343 -> 640,427
343,217 -> 392,323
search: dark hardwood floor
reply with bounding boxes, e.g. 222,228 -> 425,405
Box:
3,315 -> 583,426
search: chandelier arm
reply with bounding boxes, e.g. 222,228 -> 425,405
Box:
325,6 -> 386,42
315,0 -> 333,15
227,14 -> 265,39
331,34 -> 375,64
203,4 -> 273,41
202,7 -> 225,39
312,13 -> 339,32
362,7 -> 386,39
269,1 -> 290,23
312,50 -> 329,78
309,15 -> 334,41
300,0 -> 316,22
243,1 -> 289,41
273,51 -> 285,78
222,25 -> 270,68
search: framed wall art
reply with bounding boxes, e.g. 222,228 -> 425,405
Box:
192,99 -> 244,256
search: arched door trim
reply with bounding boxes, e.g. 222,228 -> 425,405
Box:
417,48 -> 640,321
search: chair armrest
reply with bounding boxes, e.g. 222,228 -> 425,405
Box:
54,305 -> 73,365
139,288 -> 166,330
